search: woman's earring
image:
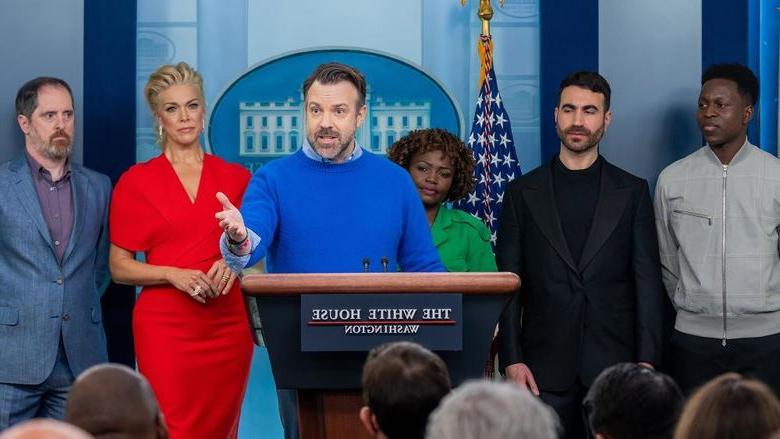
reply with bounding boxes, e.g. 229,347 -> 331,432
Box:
158,124 -> 163,139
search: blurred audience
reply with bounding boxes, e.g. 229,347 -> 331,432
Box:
65,364 -> 168,439
674,372 -> 780,439
0,419 -> 92,439
426,380 -> 558,439
584,363 -> 683,439
360,342 -> 451,439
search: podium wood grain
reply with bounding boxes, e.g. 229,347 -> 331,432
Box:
298,391 -> 371,439
242,272 -> 519,295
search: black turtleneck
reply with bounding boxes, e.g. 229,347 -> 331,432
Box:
552,155 -> 602,265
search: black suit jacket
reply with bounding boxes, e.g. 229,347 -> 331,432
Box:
496,157 -> 663,391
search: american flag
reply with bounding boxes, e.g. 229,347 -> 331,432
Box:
454,34 -> 522,247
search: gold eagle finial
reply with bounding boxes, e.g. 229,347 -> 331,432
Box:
460,0 -> 504,36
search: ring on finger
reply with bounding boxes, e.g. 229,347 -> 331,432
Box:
192,285 -> 203,296
221,273 -> 231,282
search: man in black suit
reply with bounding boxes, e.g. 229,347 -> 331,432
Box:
496,71 -> 663,438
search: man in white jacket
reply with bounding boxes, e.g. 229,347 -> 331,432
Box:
655,63 -> 780,394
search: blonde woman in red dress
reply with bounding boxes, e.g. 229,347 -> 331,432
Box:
109,62 -> 253,439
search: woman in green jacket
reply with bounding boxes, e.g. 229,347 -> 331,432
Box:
388,128 -> 497,272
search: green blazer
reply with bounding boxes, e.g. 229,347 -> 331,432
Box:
431,206 -> 497,272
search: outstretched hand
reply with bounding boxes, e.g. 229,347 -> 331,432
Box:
215,192 -> 246,242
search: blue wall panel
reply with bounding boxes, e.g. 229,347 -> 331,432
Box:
702,0 -> 760,149
83,0 -> 138,368
758,0 -> 779,155
0,0 -> 84,163
84,0 -> 137,182
539,0 -> 599,163
599,0 -> 702,188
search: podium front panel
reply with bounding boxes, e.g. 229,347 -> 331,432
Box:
247,292 -> 509,390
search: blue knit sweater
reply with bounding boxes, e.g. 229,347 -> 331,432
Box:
240,149 -> 444,273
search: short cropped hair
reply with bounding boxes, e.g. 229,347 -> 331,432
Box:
674,373 -> 780,439
15,77 -> 73,119
362,341 -> 451,439
387,128 -> 475,202
584,363 -> 683,439
66,363 -> 167,439
558,70 -> 611,111
143,62 -> 205,144
702,63 -> 759,106
302,62 -> 367,108
426,380 -> 559,439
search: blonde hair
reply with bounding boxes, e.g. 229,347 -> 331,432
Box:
674,373 -> 780,439
143,62 -> 205,145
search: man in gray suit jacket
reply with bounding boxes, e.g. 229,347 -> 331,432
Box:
0,77 -> 111,428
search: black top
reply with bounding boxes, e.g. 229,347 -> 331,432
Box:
552,155 -> 601,264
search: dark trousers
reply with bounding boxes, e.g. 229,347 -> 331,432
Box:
540,379 -> 588,439
670,330 -> 780,396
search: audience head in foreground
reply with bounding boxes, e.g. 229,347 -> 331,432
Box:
0,419 -> 92,439
674,372 -> 780,439
426,380 -> 559,439
65,363 -> 168,439
584,363 -> 683,439
360,341 -> 451,439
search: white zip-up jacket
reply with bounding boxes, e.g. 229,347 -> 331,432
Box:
655,141 -> 780,342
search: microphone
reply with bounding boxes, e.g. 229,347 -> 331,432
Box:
381,257 -> 389,273
362,258 -> 370,273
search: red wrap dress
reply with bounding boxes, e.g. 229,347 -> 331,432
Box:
110,154 -> 253,439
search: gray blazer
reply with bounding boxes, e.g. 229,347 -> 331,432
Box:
0,155 -> 111,384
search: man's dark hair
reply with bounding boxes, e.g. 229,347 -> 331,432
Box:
702,63 -> 759,106
302,62 -> 367,107
584,363 -> 683,439
15,77 -> 73,119
362,341 -> 451,439
558,70 -> 611,110
66,363 -> 168,439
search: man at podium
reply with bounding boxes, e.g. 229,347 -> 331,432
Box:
216,62 -> 443,275
216,62 -> 444,438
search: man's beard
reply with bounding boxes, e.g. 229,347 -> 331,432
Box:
308,128 -> 353,161
557,125 -> 604,154
36,130 -> 72,161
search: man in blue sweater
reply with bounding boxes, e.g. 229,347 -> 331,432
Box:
217,62 -> 443,274
216,62 -> 443,439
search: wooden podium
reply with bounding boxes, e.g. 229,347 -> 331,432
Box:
241,272 -> 519,439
